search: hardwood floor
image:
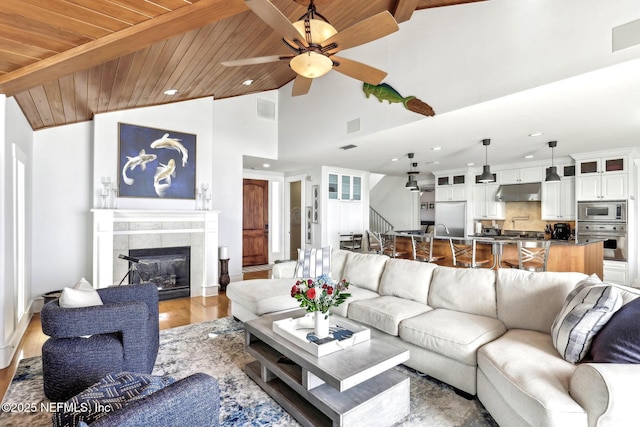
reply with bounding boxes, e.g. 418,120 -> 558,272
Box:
0,269 -> 269,402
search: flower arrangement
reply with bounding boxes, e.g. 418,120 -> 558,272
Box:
291,274 -> 351,315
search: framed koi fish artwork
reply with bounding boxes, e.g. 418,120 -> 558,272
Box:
118,123 -> 196,199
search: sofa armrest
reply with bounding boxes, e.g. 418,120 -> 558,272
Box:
570,363 -> 640,427
272,261 -> 297,279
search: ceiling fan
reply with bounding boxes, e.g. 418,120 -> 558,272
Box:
221,0 -> 399,96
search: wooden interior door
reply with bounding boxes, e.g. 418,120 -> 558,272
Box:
243,179 -> 269,266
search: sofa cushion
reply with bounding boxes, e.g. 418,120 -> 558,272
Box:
226,279 -> 300,316
399,309 -> 506,365
341,252 -> 389,293
427,266 -> 497,318
496,269 -> 587,333
347,296 -> 431,336
589,297 -> 640,363
329,285 -> 380,318
478,329 -> 586,426
378,258 -> 436,304
295,247 -> 331,278
331,249 -> 351,280
551,275 -> 622,364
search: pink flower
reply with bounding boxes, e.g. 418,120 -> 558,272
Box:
306,288 -> 316,299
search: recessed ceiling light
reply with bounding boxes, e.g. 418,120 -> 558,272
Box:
391,158 -> 398,162
163,89 -> 178,95
432,147 -> 442,151
467,162 -> 475,166
262,163 -> 270,168
242,79 -> 254,86
432,161 -> 440,165
529,132 -> 544,137
524,154 -> 534,159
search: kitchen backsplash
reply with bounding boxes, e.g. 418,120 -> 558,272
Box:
479,202 -> 576,231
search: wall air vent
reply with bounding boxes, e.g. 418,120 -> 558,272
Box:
256,98 -> 276,121
347,118 -> 360,134
340,144 -> 357,150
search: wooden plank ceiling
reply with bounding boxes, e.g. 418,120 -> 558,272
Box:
0,0 -> 484,130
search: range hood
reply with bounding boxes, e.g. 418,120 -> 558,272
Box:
495,182 -> 542,202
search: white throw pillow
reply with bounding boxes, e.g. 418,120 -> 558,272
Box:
551,275 -> 622,363
295,247 -> 332,278
59,278 -> 103,308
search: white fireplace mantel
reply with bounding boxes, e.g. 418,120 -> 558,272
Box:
92,209 -> 220,296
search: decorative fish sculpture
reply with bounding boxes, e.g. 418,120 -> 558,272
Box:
362,83 -> 435,117
121,149 -> 157,185
153,159 -> 176,197
150,133 -> 188,167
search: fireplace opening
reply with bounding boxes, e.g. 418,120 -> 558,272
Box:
127,246 -> 190,301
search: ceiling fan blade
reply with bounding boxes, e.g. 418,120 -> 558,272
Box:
245,0 -> 308,47
292,75 -> 312,96
221,55 -> 291,67
322,11 -> 399,53
331,56 -> 387,85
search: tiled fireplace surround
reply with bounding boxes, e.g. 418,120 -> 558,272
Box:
92,210 -> 220,297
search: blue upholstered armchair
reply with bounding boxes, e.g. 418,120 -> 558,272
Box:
75,373 -> 220,427
40,283 -> 160,402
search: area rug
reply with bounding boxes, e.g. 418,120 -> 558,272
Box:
1,317 -> 497,426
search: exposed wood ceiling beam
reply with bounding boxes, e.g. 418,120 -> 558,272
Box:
0,0 -> 248,96
394,0 -> 420,23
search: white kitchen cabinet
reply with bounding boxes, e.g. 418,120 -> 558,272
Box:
329,173 -> 362,201
436,185 -> 467,202
541,178 -> 575,220
498,166 -> 543,184
472,184 -> 505,219
603,260 -> 628,285
575,155 -> 628,201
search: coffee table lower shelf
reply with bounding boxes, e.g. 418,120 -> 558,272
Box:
246,345 -> 410,427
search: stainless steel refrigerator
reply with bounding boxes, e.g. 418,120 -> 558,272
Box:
434,201 -> 467,238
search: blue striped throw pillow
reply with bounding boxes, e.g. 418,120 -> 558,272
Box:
551,275 -> 622,363
295,247 -> 332,279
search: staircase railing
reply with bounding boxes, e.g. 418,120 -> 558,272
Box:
369,207 -> 394,234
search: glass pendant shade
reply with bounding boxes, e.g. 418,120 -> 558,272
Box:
290,51 -> 333,78
292,19 -> 337,44
405,175 -> 418,190
478,165 -> 494,183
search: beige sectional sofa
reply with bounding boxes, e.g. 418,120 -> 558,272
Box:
226,249 -> 640,427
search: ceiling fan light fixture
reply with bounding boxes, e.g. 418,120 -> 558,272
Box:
290,51 -> 333,78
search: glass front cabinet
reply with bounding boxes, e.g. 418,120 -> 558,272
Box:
329,173 -> 362,201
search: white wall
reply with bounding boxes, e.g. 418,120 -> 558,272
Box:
370,175 -> 420,230
32,122 -> 93,296
1,96 -> 35,367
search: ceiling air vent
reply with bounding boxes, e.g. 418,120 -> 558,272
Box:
340,144 -> 357,150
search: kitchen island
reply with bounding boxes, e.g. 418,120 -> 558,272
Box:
384,231 -> 604,277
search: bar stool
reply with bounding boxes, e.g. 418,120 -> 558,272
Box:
366,230 -> 382,254
381,232 -> 410,258
411,234 -> 444,263
502,240 -> 551,271
449,239 -> 492,268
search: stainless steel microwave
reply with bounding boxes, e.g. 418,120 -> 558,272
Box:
577,201 -> 626,222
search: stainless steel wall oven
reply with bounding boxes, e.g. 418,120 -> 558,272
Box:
577,201 -> 627,262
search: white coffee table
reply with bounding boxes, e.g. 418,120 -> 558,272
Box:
244,309 -> 410,427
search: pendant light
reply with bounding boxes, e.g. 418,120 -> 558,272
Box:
405,153 -> 419,191
478,139 -> 495,183
545,141 -> 561,182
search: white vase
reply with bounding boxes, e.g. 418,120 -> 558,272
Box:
314,311 -> 330,338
